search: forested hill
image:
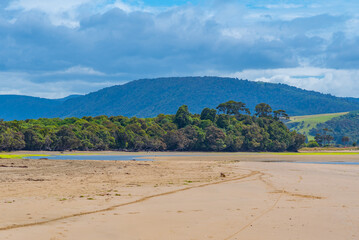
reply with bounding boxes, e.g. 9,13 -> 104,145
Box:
1,77 -> 359,120
55,77 -> 359,118
0,95 -> 81,120
0,95 -> 61,120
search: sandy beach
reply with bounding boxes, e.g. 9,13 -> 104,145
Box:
0,152 -> 358,240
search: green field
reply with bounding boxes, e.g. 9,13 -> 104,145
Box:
287,112 -> 349,141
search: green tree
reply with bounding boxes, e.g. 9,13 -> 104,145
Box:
23,129 -> 44,150
174,105 -> 192,128
180,125 -> 205,151
241,124 -> 263,151
216,100 -> 250,115
341,136 -> 349,146
273,110 -> 289,120
321,128 -> 334,146
205,126 -> 226,151
163,130 -> 188,150
225,133 -> 244,152
0,128 -> 25,151
288,131 -> 306,151
146,124 -> 165,138
315,133 -> 324,146
306,140 -> 320,148
216,114 -> 230,129
255,103 -> 272,117
55,126 -> 80,150
200,108 -> 217,122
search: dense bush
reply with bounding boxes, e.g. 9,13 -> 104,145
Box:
306,140 -> 320,148
0,101 -> 305,152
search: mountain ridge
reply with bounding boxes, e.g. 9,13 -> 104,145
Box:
1,77 -> 359,120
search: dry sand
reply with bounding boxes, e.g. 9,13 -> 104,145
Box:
0,152 -> 358,240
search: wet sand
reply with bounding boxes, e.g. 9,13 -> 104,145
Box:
0,152 -> 358,239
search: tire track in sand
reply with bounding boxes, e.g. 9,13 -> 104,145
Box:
223,170 -> 323,240
223,189 -> 284,240
0,170 -> 260,232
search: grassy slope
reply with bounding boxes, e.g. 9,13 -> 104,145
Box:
287,112 -> 349,141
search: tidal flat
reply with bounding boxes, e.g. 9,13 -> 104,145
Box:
0,151 -> 358,240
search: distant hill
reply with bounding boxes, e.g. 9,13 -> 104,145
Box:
0,95 -> 61,120
1,77 -> 359,120
56,77 -> 359,118
54,95 -> 82,102
286,112 -> 349,141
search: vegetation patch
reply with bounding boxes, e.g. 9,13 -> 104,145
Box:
286,112 -> 348,141
0,101 -> 305,152
309,112 -> 359,146
0,153 -> 49,159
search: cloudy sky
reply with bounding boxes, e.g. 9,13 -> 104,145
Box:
0,0 -> 358,98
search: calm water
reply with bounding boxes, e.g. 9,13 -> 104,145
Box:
25,155 -> 154,161
296,161 -> 359,165
24,153 -> 222,161
24,155 -> 359,165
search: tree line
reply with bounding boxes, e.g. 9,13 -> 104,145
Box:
0,101 -> 305,152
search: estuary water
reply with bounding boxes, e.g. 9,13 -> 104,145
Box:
24,154 -> 359,165
24,153 -> 222,161
296,161 -> 359,165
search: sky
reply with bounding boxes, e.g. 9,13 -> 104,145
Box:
1,0 -> 359,98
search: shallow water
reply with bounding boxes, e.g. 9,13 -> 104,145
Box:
23,155 -> 359,164
25,155 -> 154,161
24,153 -> 223,161
296,161 -> 359,165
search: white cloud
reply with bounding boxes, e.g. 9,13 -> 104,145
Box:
4,67 -> 358,99
264,4 -> 303,9
7,0 -> 90,11
6,0 -> 90,26
54,66 -> 106,76
344,17 -> 359,38
0,70 -> 123,98
228,68 -> 359,97
5,0 -> 137,27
